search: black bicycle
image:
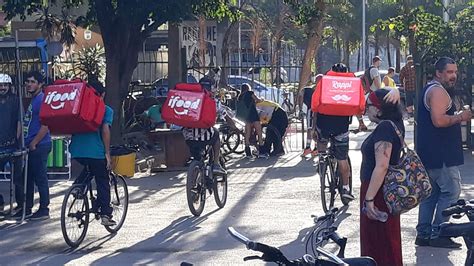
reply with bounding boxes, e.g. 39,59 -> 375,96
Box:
440,199 -> 474,266
60,168 -> 129,248
186,142 -> 228,216
228,225 -> 375,265
318,142 -> 352,213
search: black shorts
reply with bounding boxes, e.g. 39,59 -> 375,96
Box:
405,91 -> 415,107
315,128 -> 349,160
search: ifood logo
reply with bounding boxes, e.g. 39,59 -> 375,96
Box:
168,95 -> 201,115
44,90 -> 78,110
332,80 -> 352,89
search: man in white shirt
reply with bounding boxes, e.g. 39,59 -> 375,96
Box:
370,56 -> 383,91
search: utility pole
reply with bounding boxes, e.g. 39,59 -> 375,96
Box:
238,0 -> 242,76
362,0 -> 366,70
442,0 -> 450,22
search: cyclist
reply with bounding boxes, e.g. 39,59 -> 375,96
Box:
69,81 -> 116,226
298,74 -> 323,157
182,69 -> 228,175
313,63 -> 356,204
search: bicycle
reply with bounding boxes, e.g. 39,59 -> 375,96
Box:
60,168 -> 129,248
228,225 -> 376,265
186,141 -> 228,216
318,142 -> 352,213
219,119 -> 245,156
440,199 -> 474,266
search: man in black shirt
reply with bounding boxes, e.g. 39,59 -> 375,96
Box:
0,74 -> 22,217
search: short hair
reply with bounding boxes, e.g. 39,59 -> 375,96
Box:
435,57 -> 456,73
26,71 -> 44,83
89,81 -> 106,94
388,67 -> 395,73
373,56 -> 382,63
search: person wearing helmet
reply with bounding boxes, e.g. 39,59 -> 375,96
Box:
314,63 -> 356,204
0,74 -> 22,218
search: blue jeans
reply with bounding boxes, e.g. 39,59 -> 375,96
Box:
23,144 -> 51,211
416,165 -> 461,239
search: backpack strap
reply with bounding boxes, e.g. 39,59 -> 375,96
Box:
384,120 -> 407,148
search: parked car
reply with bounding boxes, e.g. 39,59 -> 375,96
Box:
152,74 -> 198,96
227,75 -> 289,105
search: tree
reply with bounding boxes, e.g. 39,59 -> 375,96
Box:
3,0 -> 235,143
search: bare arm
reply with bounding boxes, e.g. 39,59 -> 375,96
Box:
428,86 -> 470,127
252,93 -> 263,103
365,141 -> 392,201
383,76 -> 390,87
373,76 -> 382,89
29,125 -> 49,150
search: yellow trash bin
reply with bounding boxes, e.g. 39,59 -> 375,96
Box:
111,146 -> 136,177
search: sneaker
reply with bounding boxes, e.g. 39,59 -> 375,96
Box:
341,188 -> 355,205
100,215 -> 117,226
415,237 -> 431,247
429,237 -> 462,249
29,209 -> 50,221
212,163 -> 227,176
258,153 -> 270,159
10,208 -> 32,220
301,148 -> 312,157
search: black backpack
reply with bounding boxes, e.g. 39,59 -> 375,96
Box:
361,66 -> 374,93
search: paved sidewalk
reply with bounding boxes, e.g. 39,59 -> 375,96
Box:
0,121 -> 473,265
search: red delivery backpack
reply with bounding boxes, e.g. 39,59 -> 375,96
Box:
162,83 -> 217,128
39,79 -> 105,134
311,72 -> 365,116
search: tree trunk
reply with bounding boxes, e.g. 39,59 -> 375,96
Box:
357,46 -> 361,71
396,45 -> 401,72
387,32 -> 392,67
219,21 -> 238,88
343,39 -> 350,69
335,30 -> 341,62
374,30 -> 379,56
298,12 -> 325,92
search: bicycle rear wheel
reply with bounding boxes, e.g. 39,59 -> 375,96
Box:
105,173 -> 129,233
186,161 -> 206,216
61,185 -> 90,248
213,156 -> 228,208
320,159 -> 336,213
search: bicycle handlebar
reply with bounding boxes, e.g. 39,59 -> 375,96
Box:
442,199 -> 474,217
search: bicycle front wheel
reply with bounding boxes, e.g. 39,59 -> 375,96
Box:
61,184 -> 90,248
186,161 -> 206,216
105,173 -> 129,233
320,160 -> 336,213
213,157 -> 228,208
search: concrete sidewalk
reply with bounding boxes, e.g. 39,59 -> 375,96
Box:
0,121 -> 473,265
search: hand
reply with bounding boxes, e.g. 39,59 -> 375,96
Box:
105,153 -> 112,171
364,201 -> 383,221
460,110 -> 472,122
298,110 -> 305,120
383,88 -> 400,104
28,142 -> 37,151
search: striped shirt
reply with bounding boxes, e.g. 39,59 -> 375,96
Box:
182,101 -> 227,141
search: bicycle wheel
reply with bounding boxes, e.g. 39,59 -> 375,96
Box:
105,173 -> 129,233
336,157 -> 353,206
61,185 -> 90,248
213,156 -> 228,208
186,161 -> 206,216
225,131 -> 245,154
320,159 -> 336,213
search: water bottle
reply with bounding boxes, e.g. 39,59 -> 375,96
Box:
362,202 -> 388,222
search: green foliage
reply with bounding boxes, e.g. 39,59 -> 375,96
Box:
76,44 -> 106,82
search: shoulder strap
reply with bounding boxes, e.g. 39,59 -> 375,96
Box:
383,120 -> 407,148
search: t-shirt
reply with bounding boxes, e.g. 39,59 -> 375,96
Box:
370,67 -> 381,91
0,95 -> 19,148
316,114 -> 351,136
182,101 -> 227,141
256,100 -> 280,125
70,105 -> 113,159
360,120 -> 405,181
23,92 -> 51,146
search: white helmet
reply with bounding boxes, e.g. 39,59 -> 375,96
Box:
0,74 -> 12,84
